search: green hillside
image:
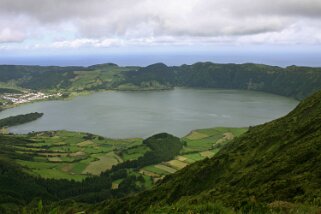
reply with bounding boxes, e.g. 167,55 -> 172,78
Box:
0,126 -> 245,213
99,90 -> 321,213
1,62 -> 321,99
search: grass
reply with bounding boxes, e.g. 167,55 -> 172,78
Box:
77,140 -> 95,147
182,153 -> 204,161
16,159 -> 86,181
70,157 -> 96,174
47,157 -> 63,162
9,127 -> 247,182
120,145 -> 150,161
143,166 -> 170,176
33,168 -> 86,181
200,151 -> 215,158
154,164 -> 177,174
16,159 -> 58,169
60,163 -> 74,173
10,130 -> 142,180
83,152 -> 123,175
176,156 -> 188,162
142,174 -> 154,189
185,131 -> 209,140
182,127 -> 248,153
166,160 -> 188,170
69,66 -> 133,91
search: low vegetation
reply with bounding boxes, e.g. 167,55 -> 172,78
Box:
0,112 -> 43,128
9,131 -> 142,180
0,125 -> 246,212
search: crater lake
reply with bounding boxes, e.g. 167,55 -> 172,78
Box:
0,88 -> 299,138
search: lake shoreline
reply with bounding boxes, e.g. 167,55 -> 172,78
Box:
0,86 -> 175,112
0,85 -> 301,113
0,88 -> 298,138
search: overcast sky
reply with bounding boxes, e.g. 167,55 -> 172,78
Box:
0,0 -> 321,65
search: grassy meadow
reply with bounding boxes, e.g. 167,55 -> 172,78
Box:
140,127 -> 248,182
13,130 -> 142,181
9,127 -> 247,186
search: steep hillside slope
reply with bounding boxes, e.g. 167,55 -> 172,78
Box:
174,63 -> 321,99
101,90 -> 321,213
123,62 -> 321,99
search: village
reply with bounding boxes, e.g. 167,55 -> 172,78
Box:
0,91 -> 62,106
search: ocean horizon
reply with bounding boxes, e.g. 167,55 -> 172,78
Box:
1,51 -> 321,67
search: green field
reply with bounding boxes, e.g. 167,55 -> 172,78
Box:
142,165 -> 170,176
0,125 -> 249,213
119,144 -> 150,161
167,160 -> 188,170
6,127 -> 247,185
182,127 -> 248,152
138,127 -> 247,179
11,130 -> 143,180
83,152 -> 122,175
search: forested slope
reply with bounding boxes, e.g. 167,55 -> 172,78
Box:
124,62 -> 321,99
100,89 -> 321,213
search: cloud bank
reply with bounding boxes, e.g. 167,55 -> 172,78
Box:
0,0 -> 320,48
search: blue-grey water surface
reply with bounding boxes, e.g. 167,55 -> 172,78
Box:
0,88 -> 298,138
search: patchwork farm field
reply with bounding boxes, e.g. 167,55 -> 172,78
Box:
139,127 -> 248,182
12,130 -> 142,181
6,127 -> 247,185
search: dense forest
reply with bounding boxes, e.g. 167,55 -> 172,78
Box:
123,63 -> 321,99
1,62 -> 321,99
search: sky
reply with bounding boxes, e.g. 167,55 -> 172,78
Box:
0,0 -> 321,66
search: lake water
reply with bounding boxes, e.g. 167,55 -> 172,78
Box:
0,88 -> 298,138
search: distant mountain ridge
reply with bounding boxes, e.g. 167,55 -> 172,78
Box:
0,62 -> 321,99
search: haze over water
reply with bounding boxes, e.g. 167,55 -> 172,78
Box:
1,50 -> 321,67
0,88 -> 298,138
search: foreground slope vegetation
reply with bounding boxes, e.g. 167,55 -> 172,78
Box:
99,90 -> 321,213
0,127 -> 244,213
1,62 -> 321,99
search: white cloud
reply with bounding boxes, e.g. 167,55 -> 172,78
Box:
0,28 -> 25,43
51,39 -> 98,48
0,0 -> 321,47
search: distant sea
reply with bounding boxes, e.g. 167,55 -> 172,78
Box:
0,51 -> 320,67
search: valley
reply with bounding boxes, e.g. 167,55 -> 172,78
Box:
0,62 -> 320,213
1,0 -> 320,213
